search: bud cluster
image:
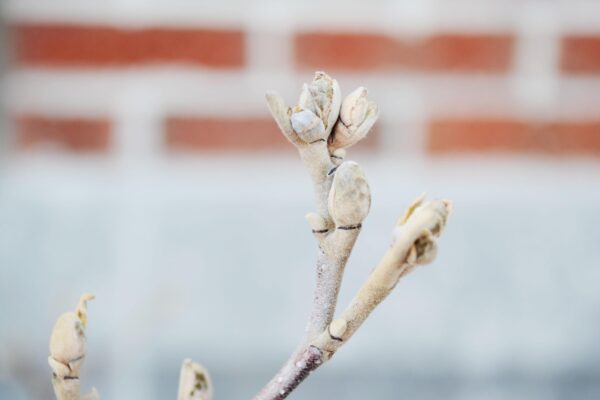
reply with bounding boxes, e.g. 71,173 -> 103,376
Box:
266,72 -> 379,229
267,71 -> 379,151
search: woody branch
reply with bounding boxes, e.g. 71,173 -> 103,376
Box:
250,72 -> 453,399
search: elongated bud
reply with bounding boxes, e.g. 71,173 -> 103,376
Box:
290,108 -> 327,143
178,359 -> 213,400
298,72 -> 341,136
328,161 -> 371,228
331,148 -> 346,160
330,148 -> 346,166
305,212 -> 330,233
266,91 -> 300,145
402,199 -> 452,237
394,197 -> 452,240
340,87 -> 369,128
49,294 -> 94,378
329,319 -> 348,339
266,71 -> 342,147
298,83 -> 319,115
330,87 -> 379,150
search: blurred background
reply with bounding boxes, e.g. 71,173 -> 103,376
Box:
1,0 -> 600,399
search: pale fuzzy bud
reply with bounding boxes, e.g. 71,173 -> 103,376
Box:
298,84 -> 319,115
178,359 -> 213,400
340,87 -> 369,128
305,212 -> 330,233
299,71 -> 341,136
330,87 -> 379,150
331,148 -> 346,159
403,199 -> 452,237
330,148 -> 346,166
290,108 -> 327,143
48,357 -> 71,378
328,161 -> 371,227
329,319 -> 348,339
49,294 -> 94,377
266,91 -> 300,145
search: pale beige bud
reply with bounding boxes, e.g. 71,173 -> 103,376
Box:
329,319 -> 348,339
48,356 -> 71,378
340,87 -> 369,128
298,71 -> 341,136
407,200 -> 452,237
49,294 -> 94,378
298,83 -> 319,115
305,212 -> 330,233
330,148 -> 346,166
331,148 -> 346,159
328,161 -> 371,227
178,359 -> 213,400
330,87 -> 379,150
266,91 -> 300,145
290,108 -> 327,143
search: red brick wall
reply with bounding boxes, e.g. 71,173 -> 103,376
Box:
15,115 -> 111,152
4,3 -> 600,156
295,33 -> 514,73
13,24 -> 245,68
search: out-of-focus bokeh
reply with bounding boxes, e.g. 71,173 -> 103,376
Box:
1,1 -> 600,399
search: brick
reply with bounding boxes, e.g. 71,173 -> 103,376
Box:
295,32 -> 514,72
295,32 -> 400,71
165,116 -> 379,151
427,118 -> 600,155
15,115 -> 111,152
561,36 -> 600,74
11,24 -> 244,68
165,117 -> 287,151
420,34 -> 513,72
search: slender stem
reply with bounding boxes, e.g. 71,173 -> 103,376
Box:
252,346 -> 322,400
307,229 -> 359,338
298,141 -> 334,221
51,376 -> 82,400
296,142 -> 360,337
253,142 -> 362,400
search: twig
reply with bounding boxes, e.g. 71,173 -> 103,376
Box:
253,196 -> 451,399
48,294 -> 99,400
